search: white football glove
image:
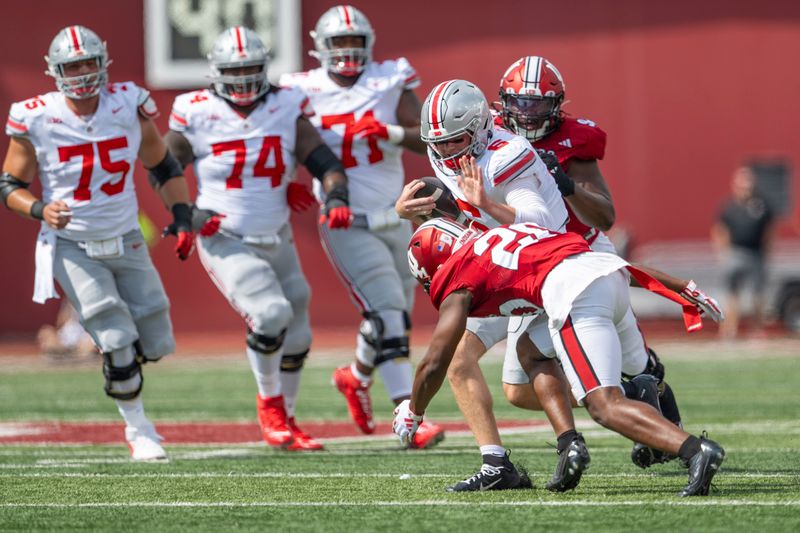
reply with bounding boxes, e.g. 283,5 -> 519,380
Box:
392,400 -> 423,446
681,280 -> 725,323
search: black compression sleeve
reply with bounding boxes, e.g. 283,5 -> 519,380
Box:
304,144 -> 345,181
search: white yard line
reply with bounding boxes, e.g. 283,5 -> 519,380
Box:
1,500 -> 799,508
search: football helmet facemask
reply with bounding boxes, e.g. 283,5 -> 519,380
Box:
310,5 -> 374,77
498,56 -> 565,141
45,25 -> 111,100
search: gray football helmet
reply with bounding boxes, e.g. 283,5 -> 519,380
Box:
420,80 -> 492,173
45,25 -> 110,100
310,5 -> 374,77
208,26 -> 270,106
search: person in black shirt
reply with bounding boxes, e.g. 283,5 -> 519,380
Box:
712,166 -> 774,339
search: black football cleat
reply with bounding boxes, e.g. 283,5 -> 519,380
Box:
680,437 -> 725,497
545,434 -> 591,492
446,451 -> 533,492
631,442 -> 680,469
629,374 -> 669,469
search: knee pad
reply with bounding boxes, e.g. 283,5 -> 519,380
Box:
247,326 -> 286,355
102,345 -> 143,401
641,348 -> 665,384
280,349 -> 309,373
364,310 -> 410,367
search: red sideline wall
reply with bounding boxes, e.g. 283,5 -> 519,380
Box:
1,0 -> 799,335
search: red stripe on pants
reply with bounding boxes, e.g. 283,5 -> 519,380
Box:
559,316 -> 600,392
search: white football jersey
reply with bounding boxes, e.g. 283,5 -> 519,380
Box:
430,127 -> 569,233
280,58 -> 420,214
169,88 -> 311,236
5,82 -> 153,241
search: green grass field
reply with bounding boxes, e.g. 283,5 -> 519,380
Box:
1,343 -> 799,532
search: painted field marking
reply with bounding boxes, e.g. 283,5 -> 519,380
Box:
1,500 -> 799,508
1,472 -> 796,479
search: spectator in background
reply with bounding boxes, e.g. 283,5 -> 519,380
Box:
712,166 -> 775,339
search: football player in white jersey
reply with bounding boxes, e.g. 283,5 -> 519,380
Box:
165,26 -> 353,451
279,5 -> 445,449
1,25 -> 214,461
396,79 -> 577,490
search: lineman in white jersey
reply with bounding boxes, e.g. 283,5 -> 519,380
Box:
396,79 -> 571,490
279,5 -> 445,449
165,27 -> 353,451
1,26 -> 214,461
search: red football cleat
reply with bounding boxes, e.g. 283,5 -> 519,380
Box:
256,394 -> 294,448
332,365 -> 375,434
409,421 -> 445,450
286,417 -> 324,451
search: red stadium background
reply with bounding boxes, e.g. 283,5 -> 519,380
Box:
1,0 -> 798,337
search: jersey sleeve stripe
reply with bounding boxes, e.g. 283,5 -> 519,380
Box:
493,150 -> 535,185
169,112 -> 188,126
6,118 -> 28,133
138,104 -> 158,119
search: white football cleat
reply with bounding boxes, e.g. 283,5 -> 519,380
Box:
125,425 -> 167,461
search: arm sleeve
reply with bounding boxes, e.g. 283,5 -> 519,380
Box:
502,176 -> 555,227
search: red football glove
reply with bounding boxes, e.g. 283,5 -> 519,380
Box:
174,231 -> 195,260
287,182 -> 317,213
324,206 -> 353,229
351,114 -> 389,140
191,207 -> 225,237
163,203 -> 196,261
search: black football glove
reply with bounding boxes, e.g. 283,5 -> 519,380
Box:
537,149 -> 575,197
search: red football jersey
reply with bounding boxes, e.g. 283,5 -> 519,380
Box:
429,223 -> 590,317
534,117 -> 607,243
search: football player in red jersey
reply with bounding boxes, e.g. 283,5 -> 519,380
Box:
393,218 -> 725,497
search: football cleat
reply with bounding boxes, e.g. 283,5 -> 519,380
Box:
408,421 -> 445,450
256,394 -> 294,448
332,366 -> 375,434
628,374 -> 666,468
545,434 -> 591,492
680,436 -> 725,497
286,417 -> 324,451
125,425 -> 167,461
446,451 -> 532,492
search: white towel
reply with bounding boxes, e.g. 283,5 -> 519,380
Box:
33,224 -> 59,304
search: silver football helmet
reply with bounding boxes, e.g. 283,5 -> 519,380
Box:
310,5 -> 374,77
420,80 -> 493,172
208,26 -> 270,106
45,25 -> 110,100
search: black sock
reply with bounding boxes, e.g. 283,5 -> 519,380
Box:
483,454 -> 506,467
556,429 -> 580,453
621,380 -> 637,399
659,382 -> 683,426
678,435 -> 702,461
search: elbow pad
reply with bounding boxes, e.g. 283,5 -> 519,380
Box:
147,152 -> 183,188
304,144 -> 345,181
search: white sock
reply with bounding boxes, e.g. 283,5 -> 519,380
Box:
115,396 -> 151,430
247,346 -> 283,398
280,371 -> 302,418
378,359 -> 413,401
479,445 -> 507,458
350,362 -> 372,384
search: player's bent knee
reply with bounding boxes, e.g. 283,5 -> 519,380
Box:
503,382 -> 538,410
247,327 -> 286,355
102,346 -> 143,400
133,308 -> 175,361
280,350 -> 309,372
250,300 -> 294,336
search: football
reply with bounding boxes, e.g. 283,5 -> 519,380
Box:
414,176 -> 464,222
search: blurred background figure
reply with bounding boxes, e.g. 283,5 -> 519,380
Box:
712,166 -> 775,339
37,301 -> 95,361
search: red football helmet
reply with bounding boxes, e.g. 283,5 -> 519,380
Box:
407,219 -> 468,293
497,56 -> 565,141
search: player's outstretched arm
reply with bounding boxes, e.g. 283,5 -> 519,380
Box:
1,137 -> 71,228
630,262 -> 724,322
409,290 -> 471,415
558,158 -> 615,230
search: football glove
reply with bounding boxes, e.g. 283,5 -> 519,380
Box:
680,280 -> 725,322
392,399 -> 423,446
537,149 -> 575,197
163,203 -> 195,261
320,183 -> 353,229
351,114 -> 405,145
286,182 -> 317,213
191,206 -> 224,237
